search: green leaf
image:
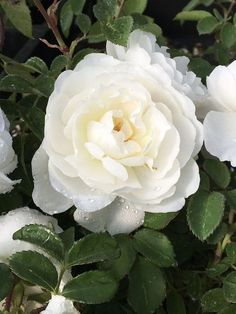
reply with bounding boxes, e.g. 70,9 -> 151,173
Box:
203,159 -> 231,188
207,223 -> 227,244
35,75 -> 55,97
123,0 -> 147,15
68,232 -> 120,267
13,224 -> 64,261
187,191 -> 225,241
144,212 -> 177,230
226,243 -> 236,264
88,22 -> 106,43
99,234 -> 136,280
59,227 -> 75,252
9,251 -> 58,291
0,75 -> 34,94
167,290 -> 186,314
60,1 -> 73,38
25,57 -> 48,74
140,23 -> 162,38
93,0 -> 117,23
63,270 -> 118,304
128,257 -> 166,314
50,55 -> 68,77
133,229 -> 176,267
0,264 -> 14,301
76,13 -> 91,34
223,271 -> 236,303
220,23 -> 236,48
226,189 -> 236,209
25,106 -> 45,140
70,0 -> 86,14
197,16 -> 219,35
0,0 -> 32,37
174,10 -> 212,21
201,288 -> 228,312
103,16 -> 133,46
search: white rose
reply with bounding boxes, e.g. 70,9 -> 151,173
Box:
106,30 -> 206,108
40,295 -> 80,314
0,207 -> 61,263
0,108 -> 20,193
203,61 -> 236,166
32,30 -> 203,235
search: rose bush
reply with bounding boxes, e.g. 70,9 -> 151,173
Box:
0,108 -> 19,194
204,61 -> 236,166
32,30 -> 203,235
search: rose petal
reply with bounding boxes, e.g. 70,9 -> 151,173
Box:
204,111 -> 236,166
74,197 -> 145,235
32,145 -> 73,214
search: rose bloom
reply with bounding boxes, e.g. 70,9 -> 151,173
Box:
204,61 -> 236,166
0,108 -> 20,193
32,30 -> 203,235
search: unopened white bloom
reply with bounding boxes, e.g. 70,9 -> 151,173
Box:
32,30 -> 203,235
0,207 -> 61,263
40,296 -> 79,314
203,61 -> 236,166
0,108 -> 20,193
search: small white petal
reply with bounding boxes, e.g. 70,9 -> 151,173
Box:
40,296 -> 79,314
74,197 -> 145,235
102,157 -> 128,181
204,111 -> 236,166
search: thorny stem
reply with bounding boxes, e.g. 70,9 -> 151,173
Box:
32,0 -> 68,54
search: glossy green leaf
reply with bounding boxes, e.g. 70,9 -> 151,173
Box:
99,234 -> 136,280
70,0 -> 86,14
13,224 -> 64,261
63,270 -> 118,304
9,251 -> 58,291
201,288 -> 228,312
25,57 -> 48,74
68,232 -> 120,267
134,229 -> 176,267
203,159 -> 231,188
128,257 -> 166,314
0,264 -> 14,301
144,212 -> 177,230
187,191 -> 225,241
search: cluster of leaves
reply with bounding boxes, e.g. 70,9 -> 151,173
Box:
0,0 -> 236,313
